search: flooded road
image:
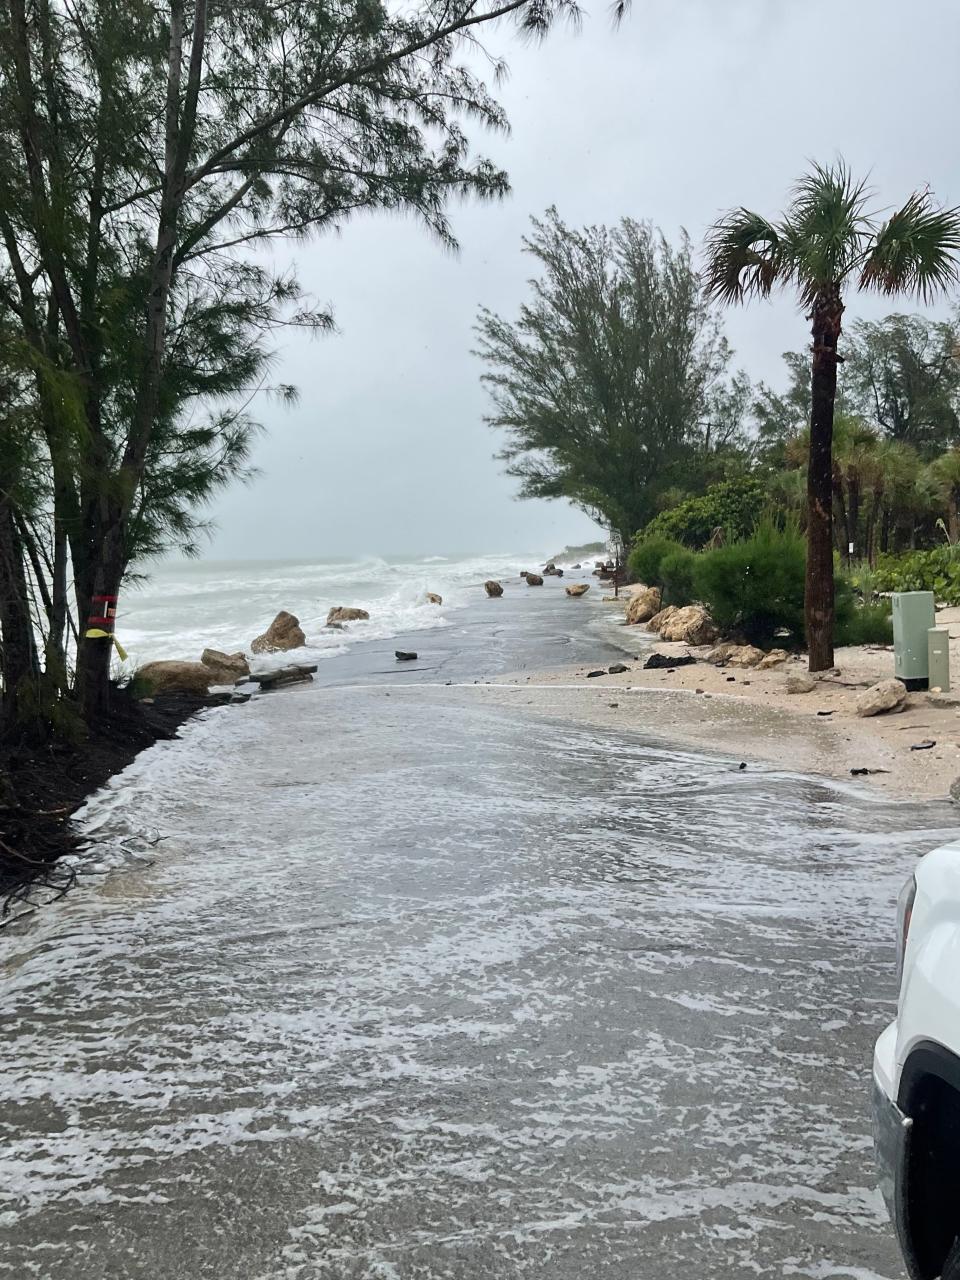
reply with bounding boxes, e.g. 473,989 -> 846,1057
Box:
1,591 -> 953,1278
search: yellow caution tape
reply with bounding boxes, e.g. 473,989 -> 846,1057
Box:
84,629 -> 128,661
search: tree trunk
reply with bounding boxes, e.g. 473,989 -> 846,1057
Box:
0,495 -> 41,735
949,490 -> 960,545
75,507 -> 124,721
806,287 -> 843,672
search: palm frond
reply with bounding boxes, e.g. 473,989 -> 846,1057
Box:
779,159 -> 873,303
703,209 -> 783,303
860,190 -> 960,303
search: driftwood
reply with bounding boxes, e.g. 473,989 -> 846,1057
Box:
253,664 -> 318,690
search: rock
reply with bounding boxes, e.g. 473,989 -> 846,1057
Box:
608,663 -> 629,674
525,573 -> 544,586
726,645 -> 766,669
786,672 -> 816,694
484,580 -> 504,597
572,563 -> 582,569
395,650 -> 418,661
425,593 -> 442,606
543,563 -> 560,576
644,652 -> 697,670
647,605 -> 679,634
251,610 -> 307,654
856,678 -> 908,717
758,649 -> 790,670
705,643 -> 736,665
200,648 -> 249,680
658,605 -> 717,645
566,583 -> 590,597
586,669 -> 605,678
138,660 -> 218,696
911,739 -> 937,751
625,586 -> 662,625
326,606 -> 369,626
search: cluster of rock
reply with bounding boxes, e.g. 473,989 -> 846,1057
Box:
704,643 -> 789,670
138,648 -> 252,697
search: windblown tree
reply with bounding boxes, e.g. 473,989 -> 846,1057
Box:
475,209 -> 745,539
846,313 -> 960,456
0,0 -> 587,725
705,162 -> 960,671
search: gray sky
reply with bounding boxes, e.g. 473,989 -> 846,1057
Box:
209,0 -> 960,560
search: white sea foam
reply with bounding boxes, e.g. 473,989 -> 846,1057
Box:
116,550 -> 545,669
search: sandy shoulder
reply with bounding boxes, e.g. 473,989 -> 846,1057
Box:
491,604 -> 960,800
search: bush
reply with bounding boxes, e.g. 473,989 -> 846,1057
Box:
659,548 -> 697,606
835,600 -> 893,646
693,519 -> 806,645
627,535 -> 687,588
870,547 -> 960,606
643,477 -> 770,548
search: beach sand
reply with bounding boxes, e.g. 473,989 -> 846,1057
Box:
492,602 -> 960,800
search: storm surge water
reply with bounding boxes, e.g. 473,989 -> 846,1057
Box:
119,550 -> 570,669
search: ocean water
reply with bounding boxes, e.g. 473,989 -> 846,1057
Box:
118,550 -> 591,670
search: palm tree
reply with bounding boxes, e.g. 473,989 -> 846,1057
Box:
929,449 -> 960,543
705,162 -> 960,670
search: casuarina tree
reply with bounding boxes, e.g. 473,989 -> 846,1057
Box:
476,209 -> 743,539
0,0 -> 599,723
705,162 -> 960,670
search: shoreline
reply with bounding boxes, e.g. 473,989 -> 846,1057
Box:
0,691 -> 213,916
493,602 -> 960,800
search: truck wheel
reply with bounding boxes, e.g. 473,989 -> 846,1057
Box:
943,1237 -> 960,1279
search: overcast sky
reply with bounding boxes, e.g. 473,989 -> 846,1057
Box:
208,0 -> 960,560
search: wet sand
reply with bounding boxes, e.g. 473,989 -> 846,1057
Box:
495,598 -> 960,801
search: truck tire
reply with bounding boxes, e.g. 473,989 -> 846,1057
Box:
943,1237 -> 960,1279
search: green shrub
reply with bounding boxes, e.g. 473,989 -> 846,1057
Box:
835,600 -> 893,647
659,547 -> 697,605
642,477 -> 770,548
693,518 -> 806,645
870,547 -> 960,605
627,535 -> 687,587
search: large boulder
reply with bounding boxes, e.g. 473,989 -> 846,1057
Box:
200,649 -> 250,681
425,593 -> 443,606
252,610 -> 306,654
326,606 -> 369,626
647,605 -> 679,634
566,583 -> 590,597
626,586 -> 662,625
484,580 -> 504,598
525,573 -> 544,586
856,678 -> 908,718
138,660 -> 217,696
658,605 -> 718,646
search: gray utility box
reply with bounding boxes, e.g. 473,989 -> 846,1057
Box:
928,626 -> 951,693
892,591 -> 936,690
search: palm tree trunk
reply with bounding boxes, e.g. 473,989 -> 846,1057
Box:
806,287 -> 843,672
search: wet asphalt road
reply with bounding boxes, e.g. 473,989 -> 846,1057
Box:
1,585 -> 955,1278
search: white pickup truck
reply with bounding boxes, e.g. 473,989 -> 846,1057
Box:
874,845 -> 960,1279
